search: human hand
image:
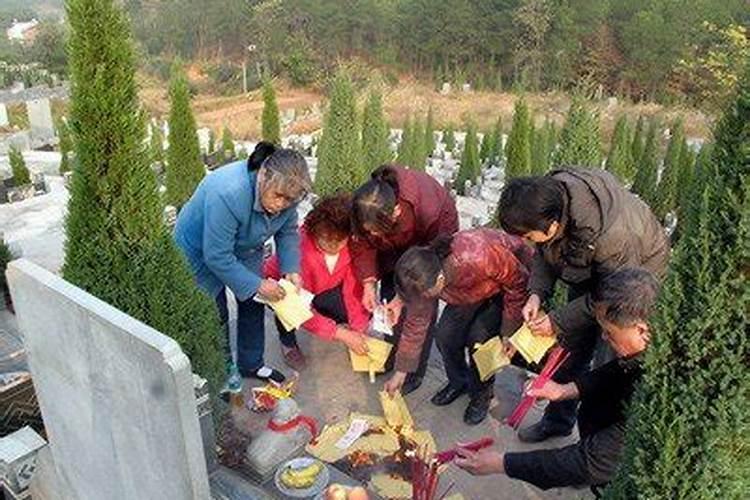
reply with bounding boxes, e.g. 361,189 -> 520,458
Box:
384,297 -> 403,326
454,448 -> 504,476
336,326 -> 369,355
522,294 -> 541,322
362,280 -> 378,312
258,279 -> 286,302
528,314 -> 555,337
384,371 -> 407,396
284,273 -> 303,292
527,380 -> 567,401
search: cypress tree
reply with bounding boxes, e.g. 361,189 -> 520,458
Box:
413,118 -> 428,171
505,98 -> 532,178
456,120 -> 480,195
530,125 -> 550,175
443,123 -> 456,153
361,91 -> 391,171
543,119 -> 558,170
207,128 -> 215,154
424,106 -> 436,157
655,119 -> 685,219
9,146 -> 30,185
62,0 -> 225,399
261,78 -> 281,145
221,124 -> 234,159
604,63 -> 750,500
553,98 -> 602,168
606,115 -> 635,183
149,119 -> 164,166
631,115 -> 645,166
57,118 -> 73,174
314,69 -> 362,196
479,129 -> 495,164
397,115 -> 413,166
489,115 -> 503,164
166,61 -> 204,209
631,119 -> 660,207
675,139 -> 696,218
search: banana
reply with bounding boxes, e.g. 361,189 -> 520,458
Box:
280,461 -> 323,489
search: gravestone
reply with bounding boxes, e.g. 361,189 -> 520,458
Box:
0,426 -> 47,499
0,103 -> 8,127
440,82 -> 451,95
6,259 -> 211,500
25,99 -> 54,143
197,127 -> 211,154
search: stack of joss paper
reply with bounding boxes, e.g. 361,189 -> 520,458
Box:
258,279 -> 314,330
349,337 -> 393,383
307,391 -> 437,500
509,323 -> 556,364
472,336 -> 511,382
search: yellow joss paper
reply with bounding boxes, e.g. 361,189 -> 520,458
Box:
379,391 -> 414,429
472,336 -> 511,382
267,280 -> 314,330
350,338 -> 393,382
509,323 -> 556,364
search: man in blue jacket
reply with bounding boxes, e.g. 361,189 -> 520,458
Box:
175,143 -> 311,382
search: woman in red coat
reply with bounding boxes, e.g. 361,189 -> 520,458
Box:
265,195 -> 370,370
393,228 -> 533,424
351,165 -> 459,394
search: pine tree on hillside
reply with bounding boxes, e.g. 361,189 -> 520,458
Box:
314,69 -> 362,196
362,91 -> 391,171
166,61 -> 204,209
553,98 -> 602,168
606,115 -> 635,183
479,128 -> 494,164
57,118 -> 73,174
489,115 -> 503,164
221,124 -> 234,159
443,123 -> 456,153
261,78 -> 281,145
604,63 -> 750,500
655,119 -> 685,218
631,115 -> 645,166
397,115 -> 413,166
412,117 -> 427,171
456,120 -> 480,194
9,146 -> 30,185
424,106 -> 436,157
505,98 -> 531,178
63,0 -> 225,399
631,119 -> 660,207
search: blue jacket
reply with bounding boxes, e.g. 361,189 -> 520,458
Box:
174,161 -> 300,301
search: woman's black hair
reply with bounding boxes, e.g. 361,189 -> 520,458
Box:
394,235 -> 454,301
498,176 -> 565,235
351,165 -> 400,236
247,141 -> 277,171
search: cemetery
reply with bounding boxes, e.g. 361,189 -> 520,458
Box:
0,1 -> 747,500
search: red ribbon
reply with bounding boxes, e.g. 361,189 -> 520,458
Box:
267,415 -> 318,443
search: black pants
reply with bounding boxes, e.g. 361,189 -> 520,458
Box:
541,283 -> 600,433
275,285 -> 348,345
504,421 -> 626,491
435,293 -> 504,397
381,272 -> 434,380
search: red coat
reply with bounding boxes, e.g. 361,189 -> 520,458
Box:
264,229 -> 370,340
350,166 -> 459,281
396,229 -> 534,372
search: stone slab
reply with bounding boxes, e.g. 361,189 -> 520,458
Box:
6,259 -> 210,500
25,99 -> 54,143
0,103 -> 8,127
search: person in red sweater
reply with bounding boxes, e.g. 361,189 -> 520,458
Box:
265,195 -> 370,370
351,165 -> 459,395
392,229 -> 533,424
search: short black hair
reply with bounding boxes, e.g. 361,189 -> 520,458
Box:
592,268 -> 660,326
498,176 -> 565,235
394,235 -> 453,301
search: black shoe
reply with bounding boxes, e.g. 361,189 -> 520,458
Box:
430,383 -> 467,406
517,421 -> 573,443
401,375 -> 423,395
464,393 -> 491,426
240,365 -> 286,384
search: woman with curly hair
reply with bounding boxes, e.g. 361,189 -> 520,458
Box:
264,194 -> 370,370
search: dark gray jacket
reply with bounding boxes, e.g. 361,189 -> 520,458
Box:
528,168 -> 670,338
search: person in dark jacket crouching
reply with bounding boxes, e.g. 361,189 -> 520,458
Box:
454,267 -> 658,493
